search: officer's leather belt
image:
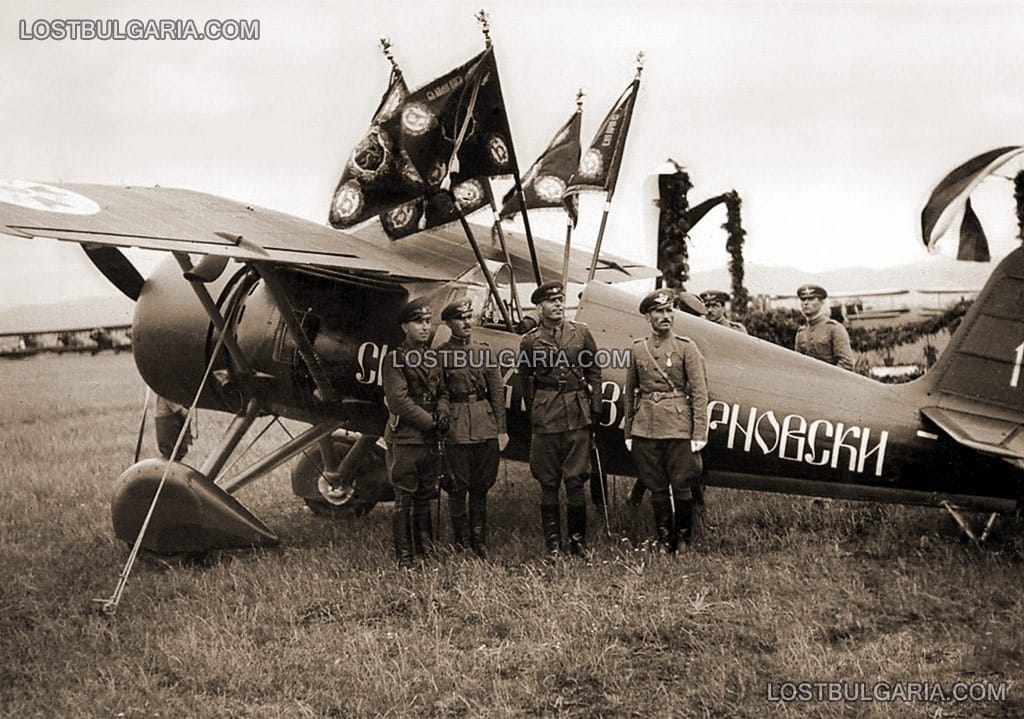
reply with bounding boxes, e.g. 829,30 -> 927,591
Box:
534,379 -> 583,392
640,390 -> 686,402
450,391 -> 483,403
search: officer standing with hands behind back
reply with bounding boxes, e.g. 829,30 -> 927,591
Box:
518,281 -> 603,557
624,290 -> 709,551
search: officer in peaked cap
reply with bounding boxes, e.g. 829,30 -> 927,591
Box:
674,291 -> 708,318
519,278 -> 602,556
627,289 -> 707,512
397,296 -> 433,324
623,288 -> 709,551
436,298 -> 507,558
698,290 -> 748,334
382,296 -> 448,567
530,281 -> 565,305
794,283 -> 854,371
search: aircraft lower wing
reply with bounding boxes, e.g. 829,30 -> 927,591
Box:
920,406 -> 1024,459
0,181 -> 658,285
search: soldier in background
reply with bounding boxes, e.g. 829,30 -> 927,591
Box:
437,299 -> 508,558
624,290 -> 709,551
155,396 -> 191,461
382,297 -> 449,568
518,281 -> 603,556
794,284 -> 855,371
698,290 -> 747,334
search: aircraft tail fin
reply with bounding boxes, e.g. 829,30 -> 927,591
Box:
922,246 -> 1024,458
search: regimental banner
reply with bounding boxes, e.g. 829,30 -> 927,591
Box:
500,109 -> 581,221
382,180 -> 490,240
562,79 -> 637,205
395,47 -> 514,192
329,71 -> 425,229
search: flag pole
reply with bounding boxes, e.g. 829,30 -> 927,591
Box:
483,180 -> 524,323
451,191 -> 516,331
586,52 -> 643,284
477,9 -> 543,285
562,88 -> 584,288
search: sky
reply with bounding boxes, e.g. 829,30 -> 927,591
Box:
2,0 -> 1024,309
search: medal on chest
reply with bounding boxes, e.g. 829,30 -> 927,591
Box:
665,351 -> 672,368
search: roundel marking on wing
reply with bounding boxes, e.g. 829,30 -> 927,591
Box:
0,180 -> 101,215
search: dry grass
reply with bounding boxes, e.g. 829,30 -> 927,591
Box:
1,353 -> 1023,718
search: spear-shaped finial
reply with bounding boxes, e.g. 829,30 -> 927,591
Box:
476,9 -> 492,48
576,88 -> 584,112
635,51 -> 645,79
379,37 -> 401,76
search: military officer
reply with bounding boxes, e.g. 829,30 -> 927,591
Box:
518,281 -> 603,556
794,284 -> 855,371
698,290 -> 747,334
624,290 -> 709,551
437,299 -> 508,558
382,297 -> 449,568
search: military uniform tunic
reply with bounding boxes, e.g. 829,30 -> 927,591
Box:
794,311 -> 855,371
382,339 -> 448,497
712,315 -> 748,334
438,335 -> 506,493
517,319 -> 602,502
624,333 -> 708,499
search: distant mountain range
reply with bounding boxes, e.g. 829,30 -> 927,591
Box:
687,256 -> 994,297
0,256 -> 997,335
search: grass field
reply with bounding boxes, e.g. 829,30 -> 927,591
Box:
1,353 -> 1023,718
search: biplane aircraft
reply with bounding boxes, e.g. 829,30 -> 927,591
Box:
0,146 -> 1022,555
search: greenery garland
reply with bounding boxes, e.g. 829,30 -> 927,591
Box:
736,300 -> 972,354
723,191 -> 749,313
656,168 -> 693,288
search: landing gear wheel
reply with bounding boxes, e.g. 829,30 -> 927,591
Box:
290,434 -> 391,517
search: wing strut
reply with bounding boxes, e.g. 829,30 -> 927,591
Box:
250,260 -> 335,402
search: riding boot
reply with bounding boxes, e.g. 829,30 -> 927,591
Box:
540,504 -> 562,556
449,513 -> 469,550
468,496 -> 488,559
627,478 -> 647,508
652,497 -> 675,553
392,509 -> 414,568
674,498 -> 694,547
566,504 -> 588,556
413,510 -> 434,559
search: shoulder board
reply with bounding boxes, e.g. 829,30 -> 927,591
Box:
673,334 -> 693,343
825,319 -> 840,325
632,337 -> 645,344
568,319 -> 588,327
524,327 -> 540,336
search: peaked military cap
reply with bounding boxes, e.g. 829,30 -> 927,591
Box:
699,290 -> 730,305
397,297 -> 432,324
531,281 -> 565,304
638,290 -> 675,314
796,283 -> 828,300
441,298 -> 474,321
674,291 -> 707,317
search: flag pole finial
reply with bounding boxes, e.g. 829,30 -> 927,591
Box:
635,51 -> 645,79
379,37 -> 401,75
576,88 -> 584,112
476,9 -> 492,48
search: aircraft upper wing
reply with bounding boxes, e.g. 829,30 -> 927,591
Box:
0,181 -> 659,285
354,221 -> 661,285
0,182 -> 450,279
